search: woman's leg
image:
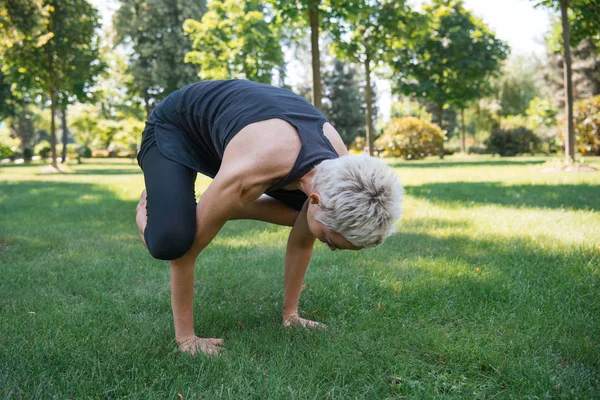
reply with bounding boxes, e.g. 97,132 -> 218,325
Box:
140,146 -> 197,260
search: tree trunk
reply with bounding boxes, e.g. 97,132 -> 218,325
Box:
364,55 -> 374,156
50,88 -> 58,169
460,108 -> 466,153
560,0 -> 575,163
309,0 -> 321,110
61,108 -> 68,163
437,104 -> 445,160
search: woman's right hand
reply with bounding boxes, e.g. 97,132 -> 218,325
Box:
177,336 -> 224,356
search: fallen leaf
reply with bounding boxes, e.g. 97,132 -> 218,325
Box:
475,267 -> 481,273
177,393 -> 184,400
28,312 -> 36,315
377,302 -> 382,312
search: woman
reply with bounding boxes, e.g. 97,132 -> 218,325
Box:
135,80 -> 403,356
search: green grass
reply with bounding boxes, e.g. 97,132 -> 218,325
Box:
1,155 -> 599,399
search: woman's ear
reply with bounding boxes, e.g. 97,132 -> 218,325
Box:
309,193 -> 321,206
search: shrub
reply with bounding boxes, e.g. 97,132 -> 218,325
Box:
350,136 -> 365,152
92,149 -> 110,158
375,117 -> 444,160
23,148 -> 34,162
78,146 -> 92,158
0,144 -> 13,160
35,140 -> 52,159
572,95 -> 600,155
485,127 -> 540,156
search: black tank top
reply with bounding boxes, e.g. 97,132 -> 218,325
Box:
140,79 -> 339,210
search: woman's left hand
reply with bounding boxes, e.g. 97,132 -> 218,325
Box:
283,314 -> 326,329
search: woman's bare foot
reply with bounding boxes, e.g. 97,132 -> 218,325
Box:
177,335 -> 224,356
283,314 -> 326,329
135,190 -> 148,248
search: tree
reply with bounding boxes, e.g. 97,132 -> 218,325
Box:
331,0 -> 413,155
0,70 -> 17,120
544,33 -> 600,105
113,0 -> 206,117
494,56 -> 543,117
533,0 -> 600,162
183,0 -> 283,83
391,0 -> 508,158
70,104 -> 100,153
0,0 -> 103,169
322,60 -> 367,146
270,0 -> 350,109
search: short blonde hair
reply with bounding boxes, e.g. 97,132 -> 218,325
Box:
312,154 -> 403,248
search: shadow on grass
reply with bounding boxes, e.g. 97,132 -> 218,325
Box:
389,158 -> 547,169
406,182 -> 600,211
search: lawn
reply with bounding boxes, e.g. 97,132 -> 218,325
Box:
1,156 -> 599,399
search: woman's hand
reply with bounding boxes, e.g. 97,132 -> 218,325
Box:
177,335 -> 224,356
282,313 -> 326,329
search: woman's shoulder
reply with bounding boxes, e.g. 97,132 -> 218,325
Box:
220,118 -> 303,187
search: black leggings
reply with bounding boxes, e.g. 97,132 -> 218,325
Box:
141,145 -> 198,260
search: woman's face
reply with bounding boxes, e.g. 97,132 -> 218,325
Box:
306,194 -> 360,251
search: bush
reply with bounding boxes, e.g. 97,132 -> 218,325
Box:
35,140 -> 52,159
78,146 -> 92,158
350,136 -> 365,152
0,144 -> 13,160
92,149 -> 110,158
485,127 -> 541,156
23,148 -> 34,162
572,95 -> 600,155
375,117 -> 444,160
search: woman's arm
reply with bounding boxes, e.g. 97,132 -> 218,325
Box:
229,195 -> 300,227
281,202 -> 323,328
170,166 -> 270,355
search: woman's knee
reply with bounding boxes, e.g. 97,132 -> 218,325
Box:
145,223 -> 196,260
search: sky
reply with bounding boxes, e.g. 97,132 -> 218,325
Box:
92,0 -> 554,120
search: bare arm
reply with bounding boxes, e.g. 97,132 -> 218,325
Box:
281,201 -> 323,327
170,167 -> 270,353
229,195 -> 300,227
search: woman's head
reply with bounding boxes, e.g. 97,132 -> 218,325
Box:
308,154 -> 403,249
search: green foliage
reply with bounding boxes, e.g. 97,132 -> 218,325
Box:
68,101 -> 144,156
6,105 -> 37,151
391,0 -> 508,114
493,56 -> 542,116
0,0 -> 103,167
533,0 -> 600,47
572,95 -> 600,155
526,97 -> 559,129
35,139 -> 51,158
544,36 -> 600,105
391,97 -> 433,121
0,143 -> 12,160
331,0 -> 412,66
485,127 -> 541,156
322,60 -> 367,146
113,0 -> 206,115
375,117 -> 444,160
1,0 -> 102,103
183,0 -> 283,83
69,104 -> 100,150
0,125 -> 19,159
0,70 -> 16,119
